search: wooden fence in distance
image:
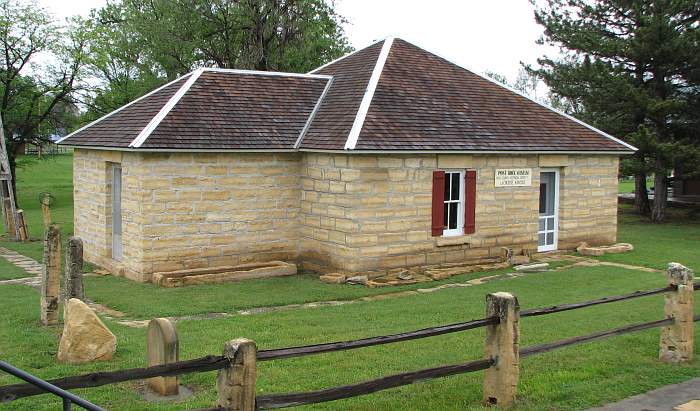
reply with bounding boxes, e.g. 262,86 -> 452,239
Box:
0,264 -> 695,410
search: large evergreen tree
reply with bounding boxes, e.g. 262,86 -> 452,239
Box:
529,0 -> 700,222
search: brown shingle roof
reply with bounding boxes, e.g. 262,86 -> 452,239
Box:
141,71 -> 330,149
298,40 -> 384,150
60,38 -> 634,153
61,75 -> 190,148
351,39 -> 630,152
61,70 -> 329,149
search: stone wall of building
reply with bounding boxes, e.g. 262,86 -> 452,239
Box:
556,155 -> 619,248
299,153 -> 540,273
74,150 -> 300,282
73,149 -> 143,278
300,153 -> 619,274
75,149 -> 619,281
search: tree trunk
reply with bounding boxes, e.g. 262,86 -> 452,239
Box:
8,152 -> 18,207
650,159 -> 668,223
634,172 -> 650,215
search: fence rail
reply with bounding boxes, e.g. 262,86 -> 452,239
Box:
0,356 -> 228,401
256,316 -> 682,410
256,358 -> 495,409
0,360 -> 105,411
519,284 -> 677,318
257,317 -> 499,361
0,265 -> 696,411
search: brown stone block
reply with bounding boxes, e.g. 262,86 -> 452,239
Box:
349,156 -> 378,168
346,234 -> 378,246
358,245 -> 389,257
336,218 -> 360,232
360,220 -> 387,233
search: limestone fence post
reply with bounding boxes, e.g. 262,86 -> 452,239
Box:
483,292 -> 520,408
147,318 -> 179,396
15,209 -> 28,241
40,194 -> 52,228
63,236 -> 84,301
40,224 -> 61,326
217,338 -> 257,411
659,263 -> 694,364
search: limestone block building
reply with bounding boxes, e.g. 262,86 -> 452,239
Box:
59,38 -> 635,282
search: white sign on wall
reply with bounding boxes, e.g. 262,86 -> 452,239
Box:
495,168 -> 532,187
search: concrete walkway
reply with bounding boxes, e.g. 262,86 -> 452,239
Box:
588,378 -> 700,411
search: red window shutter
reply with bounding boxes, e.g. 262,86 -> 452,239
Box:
431,170 -> 445,236
464,170 -> 476,234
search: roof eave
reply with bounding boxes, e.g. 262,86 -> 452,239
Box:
63,145 -> 634,155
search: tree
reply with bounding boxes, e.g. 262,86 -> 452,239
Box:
81,0 -> 352,120
529,0 -> 700,222
0,0 -> 87,200
485,68 -> 553,105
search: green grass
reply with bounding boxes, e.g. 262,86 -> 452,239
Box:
618,177 -> 653,194
0,257 -> 33,280
0,154 -> 74,261
592,205 -> 700,270
2,265 -> 699,411
83,270 -> 502,319
2,154 -> 700,410
619,178 -> 635,193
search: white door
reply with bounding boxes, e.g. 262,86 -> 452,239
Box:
112,165 -> 122,260
538,170 -> 559,252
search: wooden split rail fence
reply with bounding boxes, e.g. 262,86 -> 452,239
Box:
0,264 -> 696,410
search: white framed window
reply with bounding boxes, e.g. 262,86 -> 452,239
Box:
443,170 -> 465,237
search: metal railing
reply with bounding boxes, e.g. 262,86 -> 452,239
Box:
0,360 -> 104,411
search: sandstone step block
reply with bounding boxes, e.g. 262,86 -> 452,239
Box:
152,261 -> 297,287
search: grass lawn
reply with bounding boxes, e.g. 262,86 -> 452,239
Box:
618,177 -> 653,194
83,269 -> 506,319
2,154 -> 700,410
619,178 -> 635,193
0,153 -> 74,262
597,204 -> 700,271
1,264 -> 699,411
0,257 -> 33,280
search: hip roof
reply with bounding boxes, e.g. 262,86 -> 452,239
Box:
59,38 -> 635,154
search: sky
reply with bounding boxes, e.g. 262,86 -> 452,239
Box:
37,0 -> 558,82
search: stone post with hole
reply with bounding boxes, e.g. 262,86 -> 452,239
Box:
63,236 -> 84,301
659,262 -> 694,364
217,338 -> 257,411
41,224 -> 61,326
483,292 -> 520,408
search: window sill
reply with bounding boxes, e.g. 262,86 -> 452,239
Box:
436,235 -> 471,247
